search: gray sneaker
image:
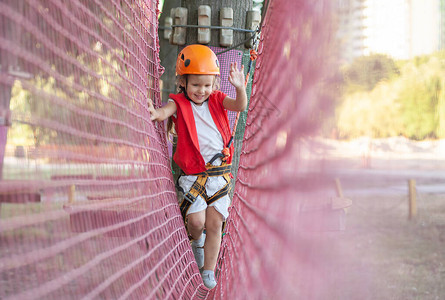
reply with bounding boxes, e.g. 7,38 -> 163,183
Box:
191,233 -> 205,269
201,270 -> 217,289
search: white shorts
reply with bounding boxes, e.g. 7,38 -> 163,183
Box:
178,174 -> 231,220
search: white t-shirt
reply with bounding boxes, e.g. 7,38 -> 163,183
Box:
190,101 -> 225,164
169,98 -> 225,164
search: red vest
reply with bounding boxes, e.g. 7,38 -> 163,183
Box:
170,91 -> 234,175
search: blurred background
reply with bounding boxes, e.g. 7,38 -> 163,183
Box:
1,0 -> 445,299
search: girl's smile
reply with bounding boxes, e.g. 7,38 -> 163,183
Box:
185,74 -> 215,105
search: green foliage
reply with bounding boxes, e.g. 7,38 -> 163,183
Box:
343,54 -> 400,92
337,51 -> 445,140
337,83 -> 403,138
8,46 -> 128,147
9,78 -> 62,146
397,80 -> 437,140
437,80 -> 445,138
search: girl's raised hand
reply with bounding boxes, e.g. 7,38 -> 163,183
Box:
228,62 -> 245,89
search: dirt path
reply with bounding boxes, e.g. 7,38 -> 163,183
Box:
312,155 -> 445,300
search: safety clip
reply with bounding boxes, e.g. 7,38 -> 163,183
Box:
184,192 -> 196,204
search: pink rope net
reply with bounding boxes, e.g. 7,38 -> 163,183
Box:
214,1 -> 341,299
1,0 -> 340,299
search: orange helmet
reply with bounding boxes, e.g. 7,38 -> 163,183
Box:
176,44 -> 220,75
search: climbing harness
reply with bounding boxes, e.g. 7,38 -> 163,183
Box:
178,162 -> 232,222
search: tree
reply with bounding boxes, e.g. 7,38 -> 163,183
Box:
337,51 -> 445,139
397,73 -> 441,140
159,0 -> 255,96
343,54 -> 399,92
158,0 -> 181,103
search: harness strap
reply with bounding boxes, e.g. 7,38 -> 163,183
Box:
178,163 -> 232,222
194,163 -> 232,177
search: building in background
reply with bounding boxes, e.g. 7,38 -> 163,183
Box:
441,0 -> 445,49
336,0 -> 444,62
409,0 -> 441,58
335,0 -> 365,61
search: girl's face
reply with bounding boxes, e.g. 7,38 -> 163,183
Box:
184,75 -> 215,105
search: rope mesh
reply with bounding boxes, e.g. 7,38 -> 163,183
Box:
214,1 -> 340,298
0,0 -> 200,299
1,0 -> 338,299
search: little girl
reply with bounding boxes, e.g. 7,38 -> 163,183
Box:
148,44 -> 247,289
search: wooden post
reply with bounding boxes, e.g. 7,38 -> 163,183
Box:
68,185 -> 75,203
408,179 -> 417,220
335,178 -> 343,198
334,178 -> 349,214
182,0 -> 252,48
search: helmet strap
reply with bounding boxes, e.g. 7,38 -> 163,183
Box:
181,76 -> 193,101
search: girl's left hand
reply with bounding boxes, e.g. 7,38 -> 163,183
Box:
228,62 -> 245,89
147,98 -> 158,121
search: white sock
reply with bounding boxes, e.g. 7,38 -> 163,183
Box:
192,233 -> 205,247
202,269 -> 214,277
